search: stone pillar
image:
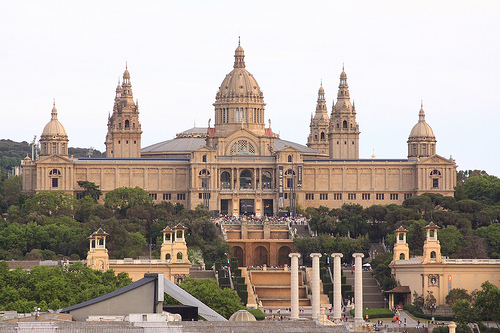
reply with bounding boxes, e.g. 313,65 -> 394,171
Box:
331,253 -> 343,321
310,253 -> 322,320
289,253 -> 301,320
353,253 -> 364,327
448,322 -> 457,333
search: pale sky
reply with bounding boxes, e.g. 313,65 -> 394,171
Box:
1,1 -> 499,176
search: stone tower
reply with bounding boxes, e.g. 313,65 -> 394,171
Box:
307,83 -> 330,155
392,226 -> 410,263
422,222 -> 442,264
407,103 -> 437,160
212,40 -> 267,137
328,67 -> 360,159
86,228 -> 110,271
39,102 -> 69,157
160,224 -> 190,264
105,66 -> 142,158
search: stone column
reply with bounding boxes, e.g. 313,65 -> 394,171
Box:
331,253 -> 343,321
289,253 -> 301,320
310,253 -> 322,320
353,253 -> 364,327
448,322 -> 457,333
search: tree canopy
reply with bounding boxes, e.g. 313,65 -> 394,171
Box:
0,261 -> 131,312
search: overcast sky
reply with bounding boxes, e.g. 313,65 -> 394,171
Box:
1,1 -> 499,176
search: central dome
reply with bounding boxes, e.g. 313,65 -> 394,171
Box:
215,42 -> 263,102
212,41 -> 267,137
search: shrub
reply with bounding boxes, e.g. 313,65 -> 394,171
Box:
247,308 -> 265,320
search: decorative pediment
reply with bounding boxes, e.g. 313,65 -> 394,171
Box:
417,154 -> 455,165
36,154 -> 75,165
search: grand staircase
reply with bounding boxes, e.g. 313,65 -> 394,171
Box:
343,269 -> 385,308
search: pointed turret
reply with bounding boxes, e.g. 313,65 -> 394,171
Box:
328,66 -> 360,159
307,82 -> 330,155
105,65 -> 142,158
234,37 -> 245,69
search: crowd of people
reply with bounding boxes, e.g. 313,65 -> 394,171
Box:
212,214 -> 309,227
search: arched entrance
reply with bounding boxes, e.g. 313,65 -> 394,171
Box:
232,246 -> 244,267
254,246 -> 268,267
278,246 -> 292,267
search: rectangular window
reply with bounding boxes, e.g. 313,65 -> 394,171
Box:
52,178 -> 58,188
433,178 -> 439,188
334,193 -> 342,200
149,193 -> 157,200
376,193 -> 384,200
348,193 -> 356,200
320,193 -> 328,200
390,193 -> 399,200
404,193 -> 412,200
305,193 -> 314,200
362,193 -> 370,200
284,193 -> 288,200
177,193 -> 186,200
76,193 -> 83,200
163,193 -> 171,200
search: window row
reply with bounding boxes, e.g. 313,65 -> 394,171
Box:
220,170 -> 273,190
218,108 -> 263,124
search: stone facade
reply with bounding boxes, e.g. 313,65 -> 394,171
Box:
22,41 -> 457,216
389,223 -> 500,308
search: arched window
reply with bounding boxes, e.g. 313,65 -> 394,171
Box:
320,132 -> 325,140
199,169 -> 210,176
430,251 -> 436,260
165,253 -> 171,260
221,171 -> 231,189
343,120 -> 347,129
125,120 -> 130,129
399,253 -> 405,260
314,134 -> 318,141
230,140 -> 256,155
262,171 -> 272,189
202,155 -> 207,162
176,230 -> 183,239
177,252 -> 183,260
430,170 -> 441,176
288,155 -> 292,162
240,170 -> 252,189
336,123 -> 340,129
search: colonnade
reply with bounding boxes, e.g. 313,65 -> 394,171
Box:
288,252 -> 364,326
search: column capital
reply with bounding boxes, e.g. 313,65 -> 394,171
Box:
289,252 -> 301,259
352,253 -> 364,258
331,253 -> 343,258
310,253 -> 322,258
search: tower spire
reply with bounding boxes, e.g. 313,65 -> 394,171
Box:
234,38 -> 245,68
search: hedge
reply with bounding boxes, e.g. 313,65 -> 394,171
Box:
247,308 -> 265,320
348,308 -> 394,318
404,305 -> 453,321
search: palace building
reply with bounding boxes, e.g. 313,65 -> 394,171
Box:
22,41 -> 457,216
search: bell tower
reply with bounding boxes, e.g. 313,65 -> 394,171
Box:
105,65 -> 142,158
422,222 -> 442,264
328,67 -> 360,159
86,228 -> 109,271
392,226 -> 410,264
307,83 -> 329,155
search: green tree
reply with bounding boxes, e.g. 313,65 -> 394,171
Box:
445,288 -> 471,307
438,225 -> 465,258
474,281 -> 500,327
77,181 -> 102,202
23,191 -> 76,218
167,277 -> 245,319
104,187 -> 153,217
412,291 -> 424,309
